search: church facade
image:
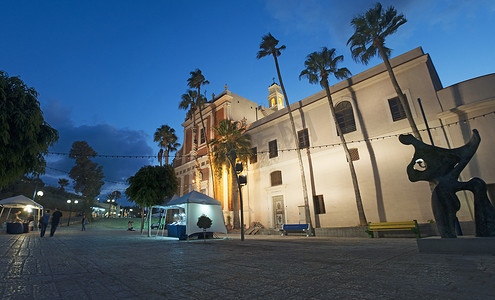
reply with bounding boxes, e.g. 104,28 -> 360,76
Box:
173,47 -> 495,230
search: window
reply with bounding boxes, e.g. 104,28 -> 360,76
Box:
335,101 -> 356,134
349,148 -> 360,161
269,140 -> 278,158
200,128 -> 206,144
313,195 -> 326,214
298,129 -> 310,149
388,96 -> 407,121
250,147 -> 257,164
270,171 -> 282,186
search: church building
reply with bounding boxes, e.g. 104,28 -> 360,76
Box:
173,47 -> 495,232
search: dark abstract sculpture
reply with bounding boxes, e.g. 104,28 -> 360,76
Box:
399,129 -> 495,238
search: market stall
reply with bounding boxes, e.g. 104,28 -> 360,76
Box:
0,195 -> 43,234
153,191 -> 227,240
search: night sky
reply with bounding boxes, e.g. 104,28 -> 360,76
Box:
1,0 -> 493,204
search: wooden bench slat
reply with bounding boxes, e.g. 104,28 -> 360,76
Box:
366,220 -> 420,238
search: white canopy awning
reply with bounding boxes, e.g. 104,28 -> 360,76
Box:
0,195 -> 43,209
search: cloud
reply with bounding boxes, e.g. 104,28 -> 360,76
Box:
41,100 -> 154,204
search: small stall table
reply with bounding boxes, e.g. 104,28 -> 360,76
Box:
167,224 -> 187,240
6,223 -> 24,234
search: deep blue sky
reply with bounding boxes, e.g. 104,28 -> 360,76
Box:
1,0 -> 494,204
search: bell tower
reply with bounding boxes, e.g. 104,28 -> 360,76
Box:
267,82 -> 285,111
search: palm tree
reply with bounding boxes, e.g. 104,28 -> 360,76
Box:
257,33 -> 313,232
210,119 -> 251,229
154,125 -> 180,166
300,47 -> 368,226
187,69 -> 217,197
179,89 -> 201,191
347,2 -> 421,140
58,178 -> 69,192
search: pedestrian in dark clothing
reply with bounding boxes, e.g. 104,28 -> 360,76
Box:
50,208 -> 63,237
40,209 -> 50,237
81,215 -> 88,231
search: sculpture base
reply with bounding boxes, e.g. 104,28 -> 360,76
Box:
417,236 -> 495,255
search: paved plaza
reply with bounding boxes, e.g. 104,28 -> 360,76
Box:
0,226 -> 494,299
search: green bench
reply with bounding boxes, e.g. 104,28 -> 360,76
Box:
366,220 -> 420,238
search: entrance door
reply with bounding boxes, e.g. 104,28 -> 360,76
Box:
272,195 -> 285,229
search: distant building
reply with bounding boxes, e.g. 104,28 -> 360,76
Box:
173,47 -> 495,230
93,201 -> 121,218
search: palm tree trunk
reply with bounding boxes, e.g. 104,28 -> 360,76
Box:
323,80 -> 368,226
192,113 -> 201,192
273,54 -> 313,231
198,107 -> 216,198
230,166 -> 240,229
377,46 -> 422,141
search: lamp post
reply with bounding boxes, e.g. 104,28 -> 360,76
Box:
227,149 -> 245,241
66,200 -> 79,226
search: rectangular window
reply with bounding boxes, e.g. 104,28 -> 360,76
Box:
200,128 -> 206,144
349,148 -> 360,161
313,195 -> 326,214
269,140 -> 278,158
388,96 -> 407,121
298,129 -> 310,149
250,147 -> 257,164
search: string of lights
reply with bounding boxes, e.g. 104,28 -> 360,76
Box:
46,166 -> 128,186
47,110 -> 494,158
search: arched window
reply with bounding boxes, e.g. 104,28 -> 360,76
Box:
270,171 -> 282,186
335,101 -> 356,134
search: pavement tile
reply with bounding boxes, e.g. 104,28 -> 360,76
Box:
1,227 -> 495,299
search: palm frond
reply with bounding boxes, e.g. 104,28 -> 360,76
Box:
348,2 -> 406,65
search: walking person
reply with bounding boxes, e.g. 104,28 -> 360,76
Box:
81,214 -> 88,231
40,209 -> 50,237
50,208 -> 63,237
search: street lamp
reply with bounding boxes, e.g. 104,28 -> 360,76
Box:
66,200 -> 79,226
227,149 -> 246,242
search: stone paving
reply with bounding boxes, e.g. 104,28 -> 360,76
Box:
0,226 -> 494,299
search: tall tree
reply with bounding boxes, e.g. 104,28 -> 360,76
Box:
210,119 -> 251,229
0,71 -> 58,189
179,89 -> 201,191
300,47 -> 368,226
58,178 -> 69,192
257,33 -> 313,231
111,190 -> 122,201
126,165 -> 178,237
154,125 -> 180,166
348,2 -> 421,140
187,69 -> 217,198
68,141 -> 104,213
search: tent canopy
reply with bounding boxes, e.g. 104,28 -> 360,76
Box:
153,194 -> 180,209
0,195 -> 43,209
166,191 -> 221,207
153,191 -> 227,236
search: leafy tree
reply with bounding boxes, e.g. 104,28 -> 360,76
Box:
0,71 -> 58,189
347,3 -> 421,140
58,178 -> 69,192
210,120 -> 251,229
257,33 -> 313,231
68,141 -> 104,213
111,190 -> 122,201
197,214 -> 212,242
154,125 -> 180,166
300,47 -> 368,226
125,165 -> 178,237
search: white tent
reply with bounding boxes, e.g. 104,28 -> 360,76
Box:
155,191 -> 227,238
0,195 -> 44,229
